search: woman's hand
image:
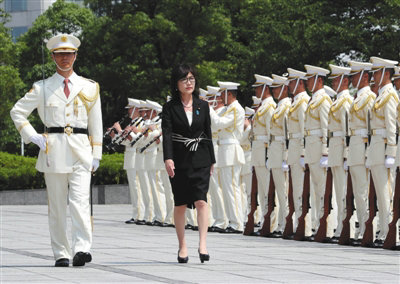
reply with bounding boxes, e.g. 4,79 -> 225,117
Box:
210,164 -> 214,176
165,159 -> 175,178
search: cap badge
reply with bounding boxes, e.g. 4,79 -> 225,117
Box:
61,36 -> 67,42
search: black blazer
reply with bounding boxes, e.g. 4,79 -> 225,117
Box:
162,96 -> 215,169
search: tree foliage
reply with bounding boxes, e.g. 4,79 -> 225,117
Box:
2,0 -> 400,154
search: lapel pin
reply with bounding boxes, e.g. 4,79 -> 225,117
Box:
196,108 -> 200,115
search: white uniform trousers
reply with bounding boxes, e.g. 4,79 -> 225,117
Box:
370,165 -> 391,240
290,164 -> 312,236
158,170 -> 174,224
308,162 -> 326,231
240,172 -> 252,223
186,208 -> 197,226
254,166 -> 271,218
126,169 -> 144,220
44,163 -> 91,260
137,170 -> 154,222
220,165 -> 244,231
331,166 -> 346,237
271,169 -> 288,232
147,170 -> 166,222
349,165 -> 369,239
209,168 -> 227,228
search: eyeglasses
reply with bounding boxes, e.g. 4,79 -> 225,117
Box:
179,77 -> 196,84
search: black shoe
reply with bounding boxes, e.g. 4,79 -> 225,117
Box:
208,227 -> 214,232
153,220 -> 164,227
177,250 -> 188,263
225,227 -> 243,234
185,224 -> 194,230
254,222 -> 261,228
145,221 -> 154,226
198,249 -> 210,263
135,220 -> 146,225
165,223 -> 175,228
282,234 -> 294,240
191,226 -> 199,231
373,239 -> 384,248
211,226 -> 225,233
73,252 -> 92,267
55,258 -> 69,267
251,230 -> 261,236
125,218 -> 136,224
304,235 -> 314,242
271,231 -> 283,238
350,238 -> 361,246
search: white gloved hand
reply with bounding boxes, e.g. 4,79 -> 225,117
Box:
343,160 -> 348,171
30,134 -> 47,151
282,161 -> 289,172
319,156 -> 328,168
299,157 -> 305,169
92,159 -> 100,172
384,156 -> 395,169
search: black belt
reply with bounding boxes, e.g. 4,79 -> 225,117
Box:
47,126 -> 88,135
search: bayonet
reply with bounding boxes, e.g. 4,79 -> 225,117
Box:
345,111 -> 350,147
284,115 -> 289,150
367,109 -> 371,146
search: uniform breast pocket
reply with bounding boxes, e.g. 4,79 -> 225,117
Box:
45,102 -> 63,123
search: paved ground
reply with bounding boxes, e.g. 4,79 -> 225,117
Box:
1,205 -> 399,283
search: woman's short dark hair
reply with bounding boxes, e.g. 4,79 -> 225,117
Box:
170,63 -> 199,101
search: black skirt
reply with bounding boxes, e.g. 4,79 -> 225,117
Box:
170,166 -> 211,209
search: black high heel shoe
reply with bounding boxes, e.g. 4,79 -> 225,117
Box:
198,249 -> 210,263
177,250 -> 188,263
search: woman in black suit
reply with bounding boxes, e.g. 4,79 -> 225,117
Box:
162,64 -> 215,263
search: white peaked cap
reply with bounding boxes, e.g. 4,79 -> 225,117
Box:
348,61 -> 373,75
271,74 -> 288,87
138,100 -> 150,110
218,81 -> 240,91
324,85 -> 337,98
287,68 -> 307,80
146,99 -> 162,112
125,98 -> 141,108
370,56 -> 398,70
393,66 -> 400,79
245,106 -> 255,118
328,64 -> 351,79
207,86 -> 220,97
252,74 -> 273,87
252,96 -> 262,107
46,34 -> 80,53
304,64 -> 330,78
199,88 -> 208,99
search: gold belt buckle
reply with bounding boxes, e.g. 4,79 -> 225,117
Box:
64,126 -> 73,136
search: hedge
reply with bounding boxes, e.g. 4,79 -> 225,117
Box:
0,152 -> 127,190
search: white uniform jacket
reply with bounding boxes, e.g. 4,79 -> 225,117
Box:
212,100 -> 245,167
10,72 -> 102,173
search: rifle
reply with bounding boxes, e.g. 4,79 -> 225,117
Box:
130,114 -> 162,147
294,163 -> 310,241
259,171 -> 275,237
113,116 -> 143,145
243,169 -> 258,236
339,170 -> 354,245
139,133 -> 162,153
339,111 -> 354,245
314,167 -> 333,243
103,113 -> 129,141
383,167 -> 400,250
362,108 -> 377,247
283,116 -> 294,239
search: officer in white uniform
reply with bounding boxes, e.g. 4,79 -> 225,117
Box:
286,68 -> 312,237
110,98 -> 145,224
347,60 -> 376,242
10,34 -> 102,267
212,81 -> 245,233
304,65 -> 332,233
268,74 -> 292,236
250,75 -> 277,232
208,86 -> 228,232
367,57 -> 398,245
327,64 -> 353,241
241,107 -> 255,222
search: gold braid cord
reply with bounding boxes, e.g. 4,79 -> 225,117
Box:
75,82 -> 100,115
221,107 -> 237,132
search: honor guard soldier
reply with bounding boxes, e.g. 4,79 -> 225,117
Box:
393,66 -> 400,96
241,107 -> 255,222
113,98 -> 145,224
10,34 -> 102,267
250,74 -> 276,231
208,86 -> 228,232
328,64 -> 353,242
144,100 -> 167,226
268,74 -> 292,236
347,61 -> 376,242
286,68 -> 312,237
212,81 -> 245,233
367,56 -> 399,246
304,64 -> 332,234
